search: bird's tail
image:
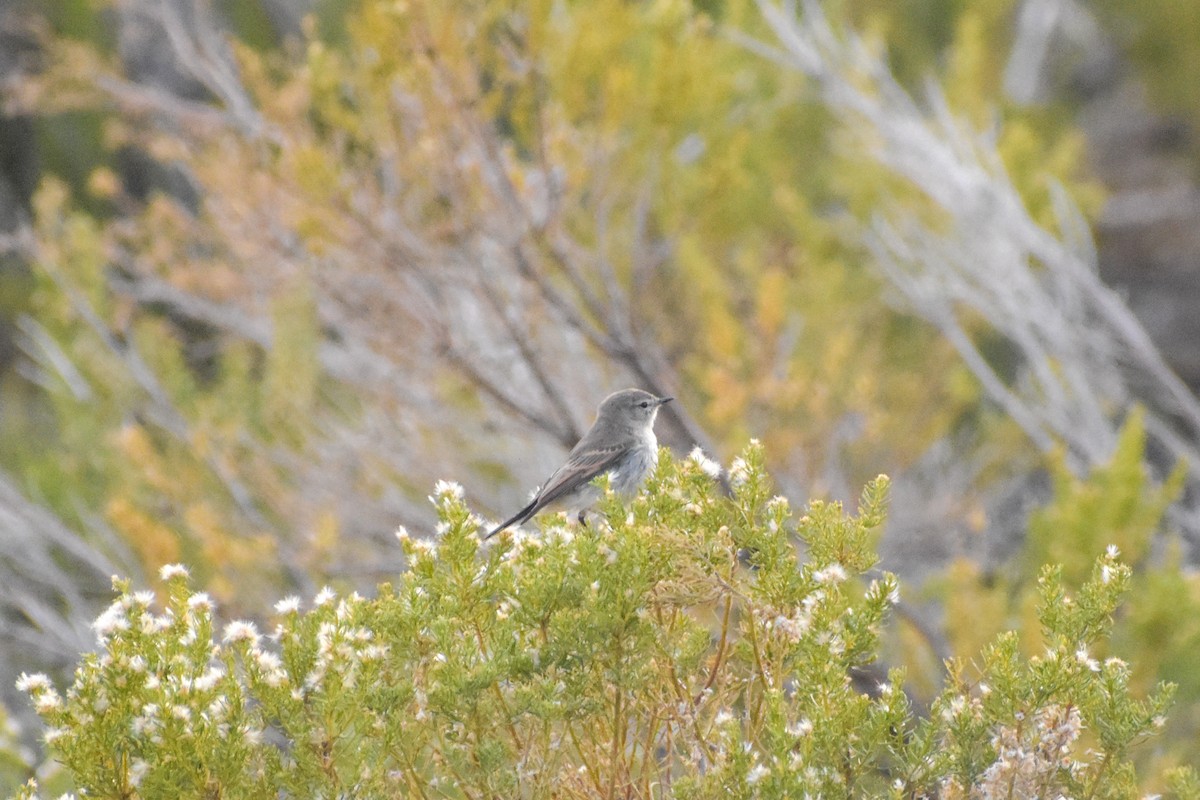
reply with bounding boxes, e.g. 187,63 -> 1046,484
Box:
484,498 -> 538,540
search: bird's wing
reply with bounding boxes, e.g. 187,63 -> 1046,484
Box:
485,442 -> 629,539
485,437 -> 633,540
533,442 -> 630,508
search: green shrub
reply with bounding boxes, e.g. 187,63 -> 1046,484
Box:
11,444 -> 1188,799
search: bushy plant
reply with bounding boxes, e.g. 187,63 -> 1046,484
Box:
11,445 -> 1188,799
929,411 -> 1200,783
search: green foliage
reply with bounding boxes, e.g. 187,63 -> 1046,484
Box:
1026,409 -> 1185,584
12,448 -> 1178,799
901,551 -> 1173,799
931,410 -> 1199,786
1168,765 -> 1200,800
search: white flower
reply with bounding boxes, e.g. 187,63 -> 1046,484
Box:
814,563 -> 848,584
802,590 -> 825,612
129,758 -> 149,786
413,689 -> 430,722
688,446 -> 722,479
43,727 -> 67,745
728,457 -> 750,487
431,480 -> 464,505
434,480 -> 464,499
394,526 -> 410,544
545,526 -> 574,544
254,649 -> 283,671
131,590 -> 156,607
1106,544 -> 1120,558
186,593 -> 214,612
170,705 -> 191,722
93,602 -> 130,638
362,644 -> 389,661
16,673 -> 52,693
159,563 -> 189,581
746,763 -> 769,784
409,538 -> 436,558
314,586 -> 337,607
714,710 -> 733,726
1075,647 -> 1100,672
943,696 -> 967,721
274,596 -> 301,615
207,697 -> 229,720
193,668 -> 224,692
774,613 -> 810,642
222,621 -> 260,645
34,691 -> 63,713
787,718 -> 814,737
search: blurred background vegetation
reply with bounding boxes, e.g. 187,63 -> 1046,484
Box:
2,0 -> 1200,793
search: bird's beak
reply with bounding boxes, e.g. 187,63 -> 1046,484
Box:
657,396 -> 674,406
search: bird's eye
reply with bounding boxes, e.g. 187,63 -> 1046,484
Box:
639,401 -> 649,408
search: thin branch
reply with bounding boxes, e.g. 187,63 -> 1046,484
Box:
441,340 -> 578,448
95,75 -> 252,138
477,288 -> 582,443
153,0 -> 267,138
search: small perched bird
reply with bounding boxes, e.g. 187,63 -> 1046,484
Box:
485,389 -> 673,539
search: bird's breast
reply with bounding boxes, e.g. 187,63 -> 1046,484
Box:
609,430 -> 658,497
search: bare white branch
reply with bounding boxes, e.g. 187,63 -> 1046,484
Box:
756,0 -> 1200,538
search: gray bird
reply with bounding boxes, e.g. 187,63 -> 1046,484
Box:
485,389 -> 673,539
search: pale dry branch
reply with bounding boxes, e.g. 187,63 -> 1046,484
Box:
755,0 -> 1200,539
0,471 -> 132,677
95,75 -> 248,137
152,0 -> 268,139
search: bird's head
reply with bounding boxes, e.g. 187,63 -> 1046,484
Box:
597,388 -> 673,429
